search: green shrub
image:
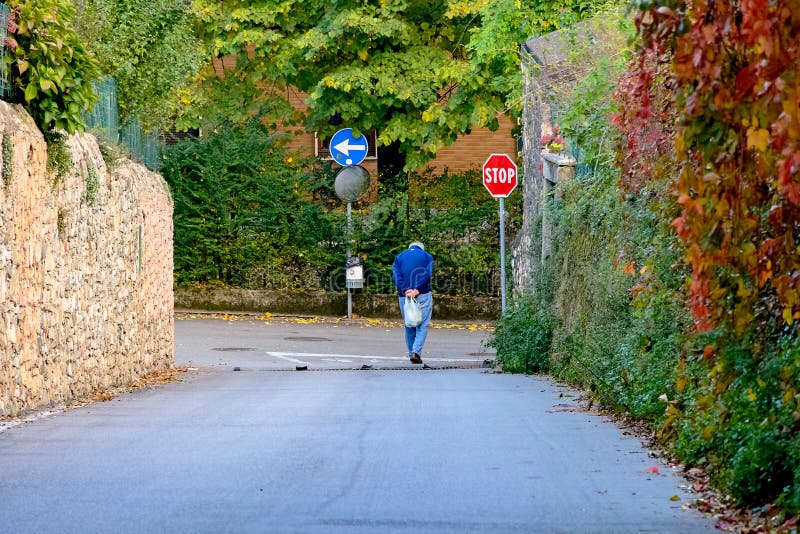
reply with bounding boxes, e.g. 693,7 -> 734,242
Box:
161,121 -> 516,295
674,332 -> 800,512
490,297 -> 553,373
161,118 -> 337,288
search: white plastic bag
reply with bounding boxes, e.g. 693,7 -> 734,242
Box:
404,296 -> 422,327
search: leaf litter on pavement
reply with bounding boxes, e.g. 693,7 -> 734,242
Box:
175,311 -> 494,332
558,393 -> 799,533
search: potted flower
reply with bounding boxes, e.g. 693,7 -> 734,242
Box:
540,124 -> 565,152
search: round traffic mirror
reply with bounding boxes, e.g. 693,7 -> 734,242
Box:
334,165 -> 370,201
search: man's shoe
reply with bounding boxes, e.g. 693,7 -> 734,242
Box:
410,353 -> 423,364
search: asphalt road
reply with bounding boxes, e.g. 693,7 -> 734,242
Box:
174,313 -> 495,370
0,315 -> 715,533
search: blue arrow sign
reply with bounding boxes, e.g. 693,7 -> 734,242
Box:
329,128 -> 369,166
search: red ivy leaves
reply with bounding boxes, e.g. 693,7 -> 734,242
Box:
621,0 -> 800,333
613,50 -> 675,192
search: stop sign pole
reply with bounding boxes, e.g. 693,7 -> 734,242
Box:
482,154 -> 518,314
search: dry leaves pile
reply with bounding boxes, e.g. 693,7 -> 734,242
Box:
565,394 -> 799,533
73,367 -> 192,409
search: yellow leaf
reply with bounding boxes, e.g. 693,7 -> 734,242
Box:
736,279 -> 751,298
670,495 -> 680,502
676,375 -> 687,392
734,305 -> 754,332
746,127 -> 770,151
357,50 -> 368,61
748,388 -> 757,402
666,404 -> 683,416
783,307 -> 794,325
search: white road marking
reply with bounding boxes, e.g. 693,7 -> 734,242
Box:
265,352 -> 486,363
268,353 -> 308,364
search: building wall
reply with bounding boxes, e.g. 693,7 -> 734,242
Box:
426,114 -> 519,174
0,101 -> 174,417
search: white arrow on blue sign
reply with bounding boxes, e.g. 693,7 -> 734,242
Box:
329,128 -> 369,166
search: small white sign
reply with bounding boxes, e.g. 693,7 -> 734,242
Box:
346,266 -> 363,281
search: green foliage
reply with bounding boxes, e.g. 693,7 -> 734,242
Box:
84,163 -> 99,205
457,0 -> 611,112
3,0 -> 100,134
162,118 -> 338,288
490,4 -> 685,422
539,168 -> 688,418
163,123 -> 520,295
559,54 -> 627,169
498,3 -> 800,514
489,297 -> 553,373
45,132 -> 71,188
73,0 -> 205,131
2,132 -> 12,186
189,0 -> 607,169
673,332 -> 800,510
189,0 -> 502,169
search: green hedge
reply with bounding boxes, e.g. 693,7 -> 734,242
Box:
162,119 -> 521,296
491,21 -> 800,512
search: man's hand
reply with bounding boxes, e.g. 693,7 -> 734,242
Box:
404,289 -> 420,298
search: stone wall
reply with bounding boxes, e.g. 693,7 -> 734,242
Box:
175,287 -> 500,321
0,102 -> 174,417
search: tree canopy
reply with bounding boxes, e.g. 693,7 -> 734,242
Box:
189,0 -> 598,169
72,0 -> 204,131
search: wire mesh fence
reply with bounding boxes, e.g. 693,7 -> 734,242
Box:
84,77 -> 162,170
0,3 -> 10,99
85,78 -> 120,144
120,121 -> 161,170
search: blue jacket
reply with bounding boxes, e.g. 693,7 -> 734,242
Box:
392,245 -> 434,296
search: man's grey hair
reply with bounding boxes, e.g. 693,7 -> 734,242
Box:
409,241 -> 424,250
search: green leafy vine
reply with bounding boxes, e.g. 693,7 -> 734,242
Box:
3,0 -> 100,135
2,132 -> 12,186
46,132 -> 71,189
85,163 -> 99,206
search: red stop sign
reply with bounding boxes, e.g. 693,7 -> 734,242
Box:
482,153 -> 518,198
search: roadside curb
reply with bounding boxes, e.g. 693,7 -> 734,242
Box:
175,309 -> 496,330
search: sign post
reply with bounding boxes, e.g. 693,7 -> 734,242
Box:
482,153 -> 518,314
333,156 -> 370,320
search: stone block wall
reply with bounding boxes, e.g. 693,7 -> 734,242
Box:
174,287 -> 500,321
0,101 -> 174,417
